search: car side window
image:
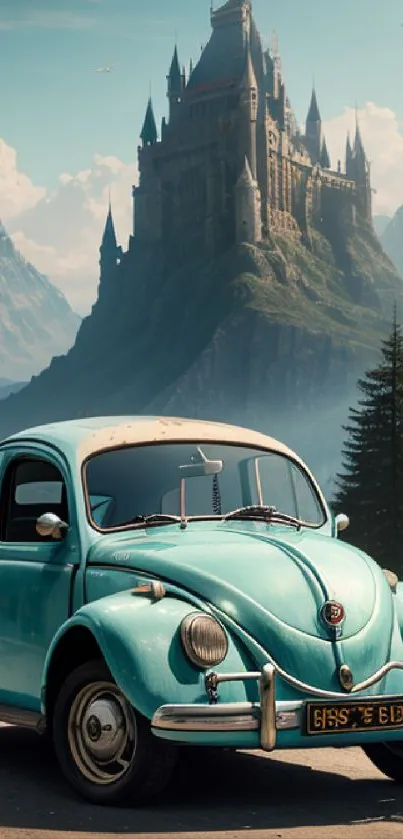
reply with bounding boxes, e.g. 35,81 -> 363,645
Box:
1,457 -> 69,543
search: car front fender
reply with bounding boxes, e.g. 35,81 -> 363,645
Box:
41,590 -> 257,720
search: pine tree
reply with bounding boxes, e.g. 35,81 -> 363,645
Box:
334,311 -> 403,573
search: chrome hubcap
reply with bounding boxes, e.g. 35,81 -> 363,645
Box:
68,681 -> 136,786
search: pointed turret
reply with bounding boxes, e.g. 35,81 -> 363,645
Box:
167,45 -> 184,121
353,111 -> 372,221
168,45 -> 181,88
101,202 -> 117,252
305,86 -> 322,164
306,88 -> 321,124
236,155 -> 254,187
235,156 -> 262,244
345,131 -> 353,176
99,201 -> 121,294
239,39 -> 258,178
320,136 -> 330,169
354,112 -> 366,164
240,38 -> 257,91
140,97 -> 158,147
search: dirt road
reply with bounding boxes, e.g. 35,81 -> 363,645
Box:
0,724 -> 403,839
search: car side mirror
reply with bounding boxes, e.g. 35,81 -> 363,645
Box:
36,512 -> 68,540
335,513 -> 350,534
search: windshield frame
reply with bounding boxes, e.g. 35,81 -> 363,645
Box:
81,439 -> 329,534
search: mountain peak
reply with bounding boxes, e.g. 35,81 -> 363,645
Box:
0,218 -> 80,380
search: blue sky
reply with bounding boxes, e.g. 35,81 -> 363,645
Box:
0,0 -> 402,188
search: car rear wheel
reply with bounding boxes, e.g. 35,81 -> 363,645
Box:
52,659 -> 177,805
362,742 -> 403,783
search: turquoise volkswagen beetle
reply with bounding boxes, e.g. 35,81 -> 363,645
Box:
0,415 -> 403,805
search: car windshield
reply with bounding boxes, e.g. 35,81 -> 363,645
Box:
84,442 -> 326,531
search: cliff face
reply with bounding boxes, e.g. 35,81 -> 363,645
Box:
0,218 -> 400,485
0,222 -> 80,380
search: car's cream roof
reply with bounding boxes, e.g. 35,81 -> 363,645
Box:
4,415 -> 299,463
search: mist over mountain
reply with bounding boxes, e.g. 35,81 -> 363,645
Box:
0,221 -> 80,380
381,207 -> 403,279
0,378 -> 26,400
374,215 -> 392,238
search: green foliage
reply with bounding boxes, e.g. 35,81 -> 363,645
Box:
334,312 -> 403,572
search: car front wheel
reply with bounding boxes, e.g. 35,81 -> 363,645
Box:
52,659 -> 177,805
362,742 -> 403,783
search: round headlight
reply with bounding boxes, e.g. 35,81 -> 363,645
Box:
180,612 -> 228,669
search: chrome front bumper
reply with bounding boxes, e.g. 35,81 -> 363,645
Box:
151,665 -> 301,751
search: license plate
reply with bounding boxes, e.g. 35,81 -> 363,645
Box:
306,697 -> 403,735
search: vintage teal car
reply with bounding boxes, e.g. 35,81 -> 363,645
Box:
0,415 -> 403,805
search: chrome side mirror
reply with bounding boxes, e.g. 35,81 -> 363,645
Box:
36,512 -> 68,540
335,513 -> 350,534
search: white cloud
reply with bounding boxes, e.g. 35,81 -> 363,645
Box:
1,100 -> 403,316
0,139 -> 45,218
5,150 -> 138,314
323,102 -> 403,217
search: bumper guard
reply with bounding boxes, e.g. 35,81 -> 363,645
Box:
151,665 -> 301,751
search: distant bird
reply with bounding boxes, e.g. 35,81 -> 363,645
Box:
94,64 -> 116,73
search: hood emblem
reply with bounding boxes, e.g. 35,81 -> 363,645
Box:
339,664 -> 354,692
321,600 -> 346,637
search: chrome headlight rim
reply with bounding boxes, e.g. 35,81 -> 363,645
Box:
180,612 -> 229,669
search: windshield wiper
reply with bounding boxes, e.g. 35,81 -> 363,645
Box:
223,505 -> 302,530
128,514 -> 183,528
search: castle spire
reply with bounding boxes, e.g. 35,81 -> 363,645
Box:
354,109 -> 366,161
167,44 -> 184,121
305,86 -> 322,164
306,87 -> 321,124
320,136 -> 330,169
99,200 -> 121,292
168,45 -> 181,88
140,97 -> 158,147
235,155 -> 262,245
101,201 -> 117,251
345,131 -> 353,176
239,38 -> 258,179
240,37 -> 257,91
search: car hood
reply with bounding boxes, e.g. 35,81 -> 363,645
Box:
87,523 -> 395,688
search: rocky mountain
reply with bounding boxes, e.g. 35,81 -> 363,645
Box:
381,207 -> 403,279
0,222 -> 80,381
0,217 -> 401,488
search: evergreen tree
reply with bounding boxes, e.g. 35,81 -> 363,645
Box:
334,311 -> 403,573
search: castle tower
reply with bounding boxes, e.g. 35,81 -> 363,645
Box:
353,113 -> 372,222
99,202 -> 122,297
235,156 -> 262,244
140,97 -> 158,147
133,101 -> 162,241
305,87 -> 322,164
167,45 -> 184,122
239,39 -> 258,178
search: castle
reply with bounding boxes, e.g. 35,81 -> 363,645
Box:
101,0 -> 372,272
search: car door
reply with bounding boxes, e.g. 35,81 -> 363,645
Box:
0,445 -> 80,712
